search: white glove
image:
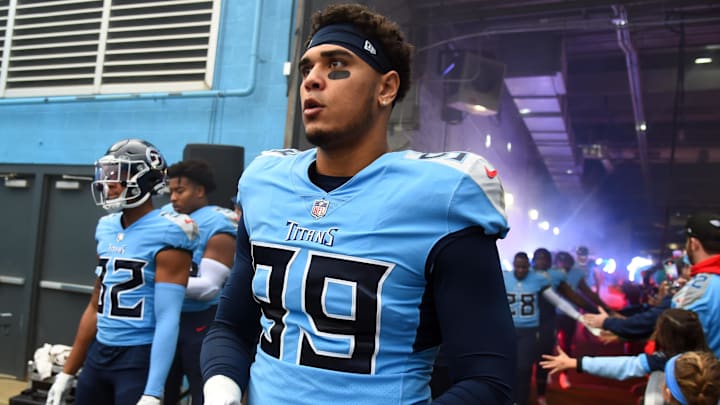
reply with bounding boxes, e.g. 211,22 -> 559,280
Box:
136,395 -> 161,405
203,375 -> 242,405
582,321 -> 603,337
45,372 -> 73,405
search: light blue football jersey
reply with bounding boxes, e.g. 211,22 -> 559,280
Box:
504,271 -> 551,328
672,273 -> 720,357
162,204 -> 238,311
580,263 -> 597,288
238,149 -> 508,404
565,266 -> 585,290
545,268 -> 567,289
94,209 -> 198,346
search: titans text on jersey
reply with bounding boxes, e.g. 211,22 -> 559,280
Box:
284,220 -> 339,246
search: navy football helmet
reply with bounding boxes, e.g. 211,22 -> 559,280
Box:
92,139 -> 166,212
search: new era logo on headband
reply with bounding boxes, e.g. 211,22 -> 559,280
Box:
308,24 -> 392,73
364,40 -> 377,55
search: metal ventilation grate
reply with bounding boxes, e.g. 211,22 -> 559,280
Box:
0,0 -> 10,77
1,0 -> 221,97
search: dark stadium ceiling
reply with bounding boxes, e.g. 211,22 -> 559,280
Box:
299,0 -> 720,255
407,0 -> 720,255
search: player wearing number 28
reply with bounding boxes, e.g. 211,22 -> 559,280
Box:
200,4 -> 515,405
46,139 -> 199,405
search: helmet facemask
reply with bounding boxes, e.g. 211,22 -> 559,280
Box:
92,156 -> 158,213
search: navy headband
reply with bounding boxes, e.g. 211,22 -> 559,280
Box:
308,23 -> 393,73
665,354 -> 688,405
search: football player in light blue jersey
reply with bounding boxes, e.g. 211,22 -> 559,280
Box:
162,160 -> 237,405
505,252 -> 595,405
531,248 -> 598,404
672,211 -> 720,358
46,139 -> 198,405
552,250 -> 611,389
569,247 -> 611,314
505,253 -> 549,405
201,4 -> 516,405
575,246 -> 602,291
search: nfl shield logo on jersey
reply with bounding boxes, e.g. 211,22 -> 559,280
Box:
311,199 -> 329,219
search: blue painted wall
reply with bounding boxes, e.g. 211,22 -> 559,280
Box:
0,0 -> 293,166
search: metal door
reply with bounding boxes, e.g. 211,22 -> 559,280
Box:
34,173 -> 103,351
0,172 -> 38,377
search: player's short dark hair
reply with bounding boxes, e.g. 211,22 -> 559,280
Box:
533,248 -> 552,261
167,159 -> 216,194
305,3 -> 414,102
555,251 -> 574,268
651,308 -> 708,357
514,252 -> 529,261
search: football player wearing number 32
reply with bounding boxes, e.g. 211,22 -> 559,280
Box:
200,3 -> 515,405
45,139 -> 198,405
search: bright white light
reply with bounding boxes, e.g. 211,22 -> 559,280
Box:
538,221 -> 550,231
473,105 -> 489,112
566,169 -> 573,175
485,134 -> 492,148
694,57 -> 712,64
627,256 -> 653,282
603,259 -> 617,274
528,209 -> 539,221
595,257 -> 603,265
501,258 -> 512,272
505,192 -> 514,208
639,122 -> 647,131
552,227 -> 560,235
507,142 -> 512,152
519,108 -> 531,115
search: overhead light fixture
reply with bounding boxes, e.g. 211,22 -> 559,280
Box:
538,221 -> 550,231
519,108 -> 531,115
485,134 -> 492,148
566,169 -> 573,175
694,57 -> 712,64
552,227 -> 560,235
443,52 -> 506,116
507,142 -> 512,152
611,17 -> 628,27
528,209 -> 539,221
